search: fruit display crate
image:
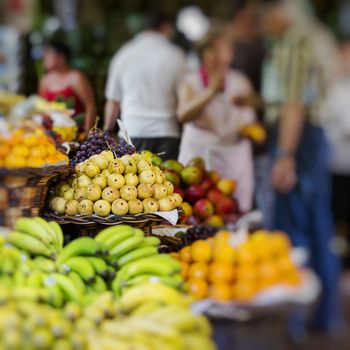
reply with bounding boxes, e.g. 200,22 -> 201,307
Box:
0,165 -> 72,228
44,207 -> 184,236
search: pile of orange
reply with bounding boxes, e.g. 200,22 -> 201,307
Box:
172,230 -> 301,303
0,128 -> 69,168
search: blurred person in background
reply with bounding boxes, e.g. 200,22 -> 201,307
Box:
260,0 -> 340,330
177,26 -> 256,211
39,40 -> 96,133
325,38 -> 350,257
103,11 -> 186,160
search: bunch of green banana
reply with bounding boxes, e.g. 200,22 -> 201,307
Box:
6,217 -> 64,258
112,253 -> 183,296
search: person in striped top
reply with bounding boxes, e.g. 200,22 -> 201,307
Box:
260,0 -> 340,330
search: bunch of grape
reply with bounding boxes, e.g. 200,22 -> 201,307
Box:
73,130 -> 116,164
180,225 -> 218,246
114,139 -> 136,157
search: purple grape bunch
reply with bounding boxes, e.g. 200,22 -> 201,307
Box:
73,130 -> 116,164
115,139 -> 136,157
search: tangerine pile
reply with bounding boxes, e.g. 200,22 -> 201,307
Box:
172,230 -> 301,303
0,128 -> 69,168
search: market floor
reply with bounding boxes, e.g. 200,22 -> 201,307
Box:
212,272 -> 350,350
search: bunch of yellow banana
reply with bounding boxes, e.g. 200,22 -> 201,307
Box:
95,225 -> 184,295
7,217 -> 64,258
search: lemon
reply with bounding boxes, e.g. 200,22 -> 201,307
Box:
4,154 -> 26,168
11,144 -> 29,157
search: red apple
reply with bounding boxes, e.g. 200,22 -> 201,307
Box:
216,197 -> 237,215
207,170 -> 220,184
217,178 -> 237,196
204,215 -> 224,227
207,188 -> 224,205
174,186 -> 185,198
185,185 -> 205,204
193,199 -> 215,220
201,176 -> 215,193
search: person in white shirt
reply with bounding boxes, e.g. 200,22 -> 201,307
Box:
104,11 -> 186,159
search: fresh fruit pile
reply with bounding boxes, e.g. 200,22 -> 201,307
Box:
73,129 -> 116,164
0,128 -> 69,168
160,158 -> 239,225
174,230 -> 301,303
50,150 -> 182,217
0,285 -> 215,350
1,218 -> 183,305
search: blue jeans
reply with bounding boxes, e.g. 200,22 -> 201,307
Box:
270,123 -> 340,329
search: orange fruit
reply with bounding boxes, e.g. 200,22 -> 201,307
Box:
188,262 -> 209,280
190,240 -> 212,263
0,144 -> 10,158
236,264 -> 257,282
23,135 -> 39,147
179,246 -> 191,263
30,145 -> 47,158
214,230 -> 231,244
258,262 -> 280,287
4,154 -> 26,168
236,242 -> 257,265
232,281 -> 257,302
46,144 -> 56,156
45,155 -> 60,165
169,252 -> 180,260
187,278 -> 208,299
213,243 -> 236,264
26,156 -> 45,168
11,144 -> 29,158
209,283 -> 232,302
269,232 -> 291,255
180,261 -> 189,279
206,237 -> 214,247
209,261 -> 234,283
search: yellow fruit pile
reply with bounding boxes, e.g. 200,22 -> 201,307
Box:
53,126 -> 77,142
174,230 -> 301,303
0,129 -> 69,168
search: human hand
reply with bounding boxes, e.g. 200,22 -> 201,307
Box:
271,156 -> 297,193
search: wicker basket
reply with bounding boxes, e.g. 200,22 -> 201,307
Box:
44,208 -> 184,237
0,165 -> 71,228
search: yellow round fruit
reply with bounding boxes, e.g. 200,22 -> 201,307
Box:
23,135 -> 39,147
46,144 -> 56,156
209,283 -> 232,302
0,144 -> 10,158
190,240 -> 212,263
30,145 -> 47,158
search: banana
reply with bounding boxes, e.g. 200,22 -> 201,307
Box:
68,271 -> 86,294
26,270 -> 45,288
109,236 -> 144,258
120,254 -> 181,281
48,221 -> 64,250
106,265 -> 116,280
0,275 -> 13,288
48,284 -> 64,308
32,217 -> 61,251
14,217 -> 56,251
103,228 -> 143,250
89,275 -> 107,293
118,283 -> 189,312
142,236 -> 161,247
13,270 -> 26,287
124,274 -> 183,290
95,225 -> 135,243
86,257 -> 108,277
116,246 -> 158,268
32,256 -> 57,272
7,231 -> 54,258
50,273 -> 82,302
12,287 -> 50,303
62,257 -> 95,282
131,300 -> 162,317
56,237 -> 101,263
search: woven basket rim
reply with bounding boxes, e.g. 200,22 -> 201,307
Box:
44,207 -> 183,225
0,165 -> 73,177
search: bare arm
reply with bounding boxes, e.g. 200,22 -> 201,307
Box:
71,72 -> 96,132
103,100 -> 120,131
177,71 -> 225,124
272,102 -> 304,193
